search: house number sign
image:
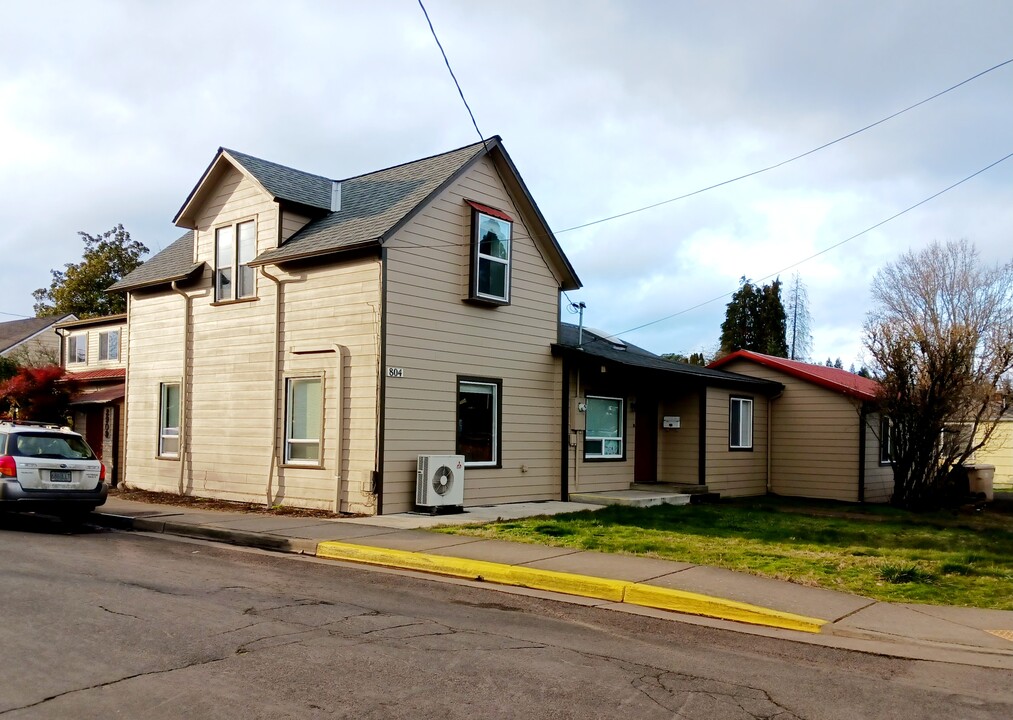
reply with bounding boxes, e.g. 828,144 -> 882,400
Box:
387,367 -> 404,378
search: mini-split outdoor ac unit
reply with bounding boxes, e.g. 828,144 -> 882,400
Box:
416,454 -> 465,509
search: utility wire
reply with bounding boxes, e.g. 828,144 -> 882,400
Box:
555,57 -> 1013,235
597,151 -> 1013,342
418,0 -> 489,152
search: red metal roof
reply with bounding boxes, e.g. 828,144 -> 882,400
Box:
63,368 -> 126,382
69,384 -> 125,406
709,350 -> 881,401
465,199 -> 513,222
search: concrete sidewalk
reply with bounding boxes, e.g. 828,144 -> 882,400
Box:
90,497 -> 1013,669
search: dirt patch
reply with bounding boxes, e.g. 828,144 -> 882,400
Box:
110,486 -> 363,519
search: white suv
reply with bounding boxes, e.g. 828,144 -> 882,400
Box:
0,422 -> 107,517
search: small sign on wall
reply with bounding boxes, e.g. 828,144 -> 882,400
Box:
663,416 -> 681,429
387,367 -> 404,378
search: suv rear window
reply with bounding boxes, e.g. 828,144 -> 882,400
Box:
7,432 -> 96,460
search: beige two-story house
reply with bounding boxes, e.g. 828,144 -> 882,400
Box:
110,138 -> 581,514
55,314 -> 128,486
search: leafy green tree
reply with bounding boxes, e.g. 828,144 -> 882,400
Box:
720,277 -> 788,357
662,352 -> 707,366
33,224 -> 148,318
865,240 -> 1013,510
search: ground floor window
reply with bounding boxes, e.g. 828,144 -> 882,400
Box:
159,382 -> 180,457
729,396 -> 753,450
879,416 -> 892,464
457,378 -> 500,466
584,395 -> 624,459
285,377 -> 322,465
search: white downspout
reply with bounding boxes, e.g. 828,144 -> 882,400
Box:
259,265 -> 285,507
332,344 -> 345,513
170,281 -> 190,496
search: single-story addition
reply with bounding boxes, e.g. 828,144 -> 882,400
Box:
56,314 -> 128,487
109,136 -> 582,515
971,412 -> 1013,491
708,350 -> 893,502
552,325 -> 786,499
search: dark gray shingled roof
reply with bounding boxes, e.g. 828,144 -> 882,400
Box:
0,314 -> 74,354
250,139 -> 488,265
108,231 -> 203,293
554,323 -> 783,392
223,148 -> 333,211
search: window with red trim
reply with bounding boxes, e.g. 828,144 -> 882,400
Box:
467,202 -> 512,304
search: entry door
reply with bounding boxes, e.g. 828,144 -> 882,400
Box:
634,397 -> 658,483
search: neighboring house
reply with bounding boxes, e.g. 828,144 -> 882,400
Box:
709,350 -> 893,502
552,325 -> 785,498
969,412 -> 1013,491
0,314 -> 75,365
110,137 -> 581,514
55,314 -> 128,486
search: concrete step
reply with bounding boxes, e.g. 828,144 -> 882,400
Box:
569,490 -> 692,508
630,482 -> 711,495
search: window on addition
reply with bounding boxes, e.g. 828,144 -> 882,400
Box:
215,220 -> 256,301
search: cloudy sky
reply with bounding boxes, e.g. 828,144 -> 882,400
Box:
2,1 -> 1010,366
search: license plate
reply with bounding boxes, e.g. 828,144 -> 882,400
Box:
49,470 -> 72,483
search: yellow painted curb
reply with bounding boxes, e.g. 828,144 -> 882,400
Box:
623,583 -> 825,633
316,541 -> 628,602
315,541 -> 827,633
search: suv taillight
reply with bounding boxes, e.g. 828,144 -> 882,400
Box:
99,463 -> 106,482
0,455 -> 17,478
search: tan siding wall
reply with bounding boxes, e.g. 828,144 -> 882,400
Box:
719,359 -> 869,501
974,420 -> 1013,491
64,322 -> 128,371
705,388 -> 768,496
124,166 -> 382,513
3,329 -> 63,365
563,373 -> 637,494
657,394 -> 700,484
863,411 -> 894,502
280,209 -> 313,242
122,291 -> 186,494
382,156 -> 562,513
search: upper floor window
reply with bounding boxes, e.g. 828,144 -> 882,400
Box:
729,397 -> 753,450
215,220 -> 256,301
68,334 -> 87,364
468,203 -> 512,305
99,330 -> 120,361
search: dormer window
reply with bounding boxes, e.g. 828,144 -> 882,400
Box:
467,202 -> 512,305
215,220 -> 256,301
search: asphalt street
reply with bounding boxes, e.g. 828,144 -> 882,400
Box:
1,514 -> 1010,719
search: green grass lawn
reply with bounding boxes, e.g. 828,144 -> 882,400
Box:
436,498 -> 1013,609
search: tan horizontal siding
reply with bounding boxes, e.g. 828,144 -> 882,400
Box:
381,156 -> 562,513
657,394 -> 700,485
705,388 -> 767,497
974,420 -> 1013,491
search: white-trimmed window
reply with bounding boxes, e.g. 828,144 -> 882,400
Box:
585,396 -> 624,459
457,379 -> 500,466
159,382 -> 181,458
879,416 -> 892,464
285,377 -> 322,465
215,220 -> 256,301
68,334 -> 87,364
469,208 -> 512,304
729,397 -> 753,450
99,330 -> 120,361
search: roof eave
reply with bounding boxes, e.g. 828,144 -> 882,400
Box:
248,239 -> 382,268
107,262 -> 205,294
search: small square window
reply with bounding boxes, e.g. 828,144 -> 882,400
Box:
468,206 -> 512,305
729,397 -> 753,450
584,396 -> 624,459
99,330 -> 120,361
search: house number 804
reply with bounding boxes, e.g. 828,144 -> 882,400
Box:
387,367 -> 404,378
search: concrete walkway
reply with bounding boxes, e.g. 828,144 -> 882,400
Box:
90,497 -> 1013,669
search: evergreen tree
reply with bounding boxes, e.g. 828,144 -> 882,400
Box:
720,277 -> 788,357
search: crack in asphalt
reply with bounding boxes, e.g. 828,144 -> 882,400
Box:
0,656 -> 230,716
98,605 -> 141,620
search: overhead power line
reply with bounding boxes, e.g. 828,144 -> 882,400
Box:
555,58 -> 1013,235
600,151 -> 1013,342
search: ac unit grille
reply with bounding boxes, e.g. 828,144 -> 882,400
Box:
416,454 -> 465,508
